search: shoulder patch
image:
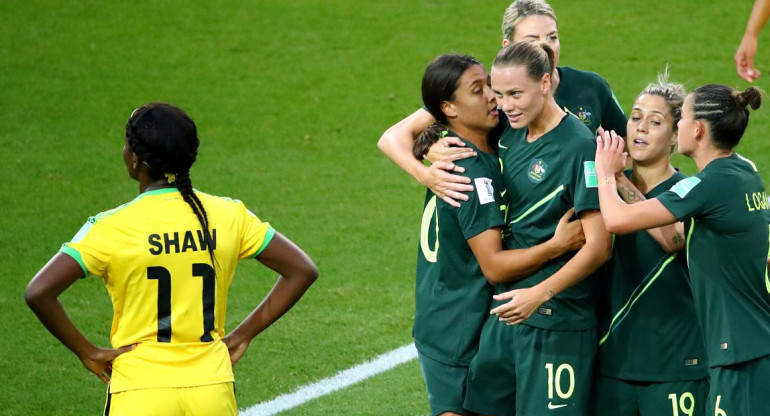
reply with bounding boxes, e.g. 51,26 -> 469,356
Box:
583,161 -> 598,188
474,177 -> 495,205
70,220 -> 94,244
669,177 -> 702,198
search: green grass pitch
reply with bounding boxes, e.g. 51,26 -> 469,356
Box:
0,1 -> 767,414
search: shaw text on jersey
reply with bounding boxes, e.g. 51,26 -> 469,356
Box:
148,229 -> 218,255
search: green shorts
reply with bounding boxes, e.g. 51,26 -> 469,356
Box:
590,374 -> 708,416
417,351 -> 473,416
708,353 -> 770,415
464,318 -> 597,416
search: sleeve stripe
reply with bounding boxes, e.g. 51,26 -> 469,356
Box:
59,245 -> 89,277
254,226 -> 276,258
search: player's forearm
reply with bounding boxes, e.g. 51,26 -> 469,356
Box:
25,293 -> 100,359
485,241 -> 563,284
378,130 -> 431,186
599,174 -> 636,233
616,175 -> 684,252
533,239 -> 610,298
230,269 -> 317,343
745,0 -> 770,37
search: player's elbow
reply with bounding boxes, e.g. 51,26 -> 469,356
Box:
480,263 -> 507,285
298,260 -> 319,286
590,241 -> 613,266
484,271 -> 506,285
377,131 -> 393,154
603,217 -> 634,235
660,243 -> 680,254
24,281 -> 46,311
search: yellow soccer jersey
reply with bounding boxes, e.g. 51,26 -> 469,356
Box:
60,188 -> 274,392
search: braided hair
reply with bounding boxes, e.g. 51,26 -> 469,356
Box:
125,102 -> 217,267
690,85 -> 762,150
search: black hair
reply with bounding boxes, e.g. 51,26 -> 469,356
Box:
691,85 -> 762,150
413,123 -> 448,160
493,40 -> 555,82
125,102 -> 216,267
421,53 -> 482,125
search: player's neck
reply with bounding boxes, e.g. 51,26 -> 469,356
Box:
630,160 -> 676,194
527,98 -> 564,142
692,145 -> 733,172
139,177 -> 176,194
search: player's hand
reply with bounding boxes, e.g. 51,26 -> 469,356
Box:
490,287 -> 550,325
736,34 -> 761,82
425,136 -> 477,164
595,128 -> 627,178
222,334 -> 250,366
79,344 -> 135,384
552,208 -> 585,253
419,161 -> 474,208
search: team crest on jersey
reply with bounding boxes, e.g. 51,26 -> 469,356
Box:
474,177 -> 495,205
574,106 -> 594,126
528,159 -> 548,183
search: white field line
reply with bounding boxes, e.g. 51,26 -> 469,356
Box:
239,343 -> 418,416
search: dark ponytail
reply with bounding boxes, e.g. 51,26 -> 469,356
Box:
126,102 -> 217,268
414,122 -> 449,160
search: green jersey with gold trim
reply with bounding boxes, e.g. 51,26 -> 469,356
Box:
496,113 -> 600,330
597,170 -> 708,381
60,188 -> 274,392
555,66 -> 627,137
657,154 -> 770,367
414,138 -> 507,366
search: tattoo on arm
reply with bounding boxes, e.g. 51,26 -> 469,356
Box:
672,234 -> 685,244
619,185 -> 642,203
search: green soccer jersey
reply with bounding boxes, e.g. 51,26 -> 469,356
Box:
597,171 -> 708,382
555,66 -> 627,137
657,154 -> 770,367
496,113 -> 600,330
414,138 -> 507,366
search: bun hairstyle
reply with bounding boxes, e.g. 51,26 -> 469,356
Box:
639,67 -> 687,131
735,86 -> 763,110
126,102 -> 216,268
690,85 -> 762,150
501,0 -> 558,42
493,40 -> 555,82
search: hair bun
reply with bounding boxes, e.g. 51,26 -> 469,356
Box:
736,86 -> 762,110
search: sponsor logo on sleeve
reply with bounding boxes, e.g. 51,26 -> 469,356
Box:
71,220 -> 94,243
670,177 -> 702,198
583,161 -> 598,188
475,178 -> 495,205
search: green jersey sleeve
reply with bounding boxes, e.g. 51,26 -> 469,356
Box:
569,138 -> 601,215
656,175 -> 710,221
455,157 -> 506,240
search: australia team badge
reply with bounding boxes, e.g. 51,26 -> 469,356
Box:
574,106 -> 594,126
528,158 -> 548,183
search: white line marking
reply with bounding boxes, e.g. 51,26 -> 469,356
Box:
240,343 -> 418,415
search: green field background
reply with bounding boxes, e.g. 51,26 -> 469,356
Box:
1,1 -> 767,414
